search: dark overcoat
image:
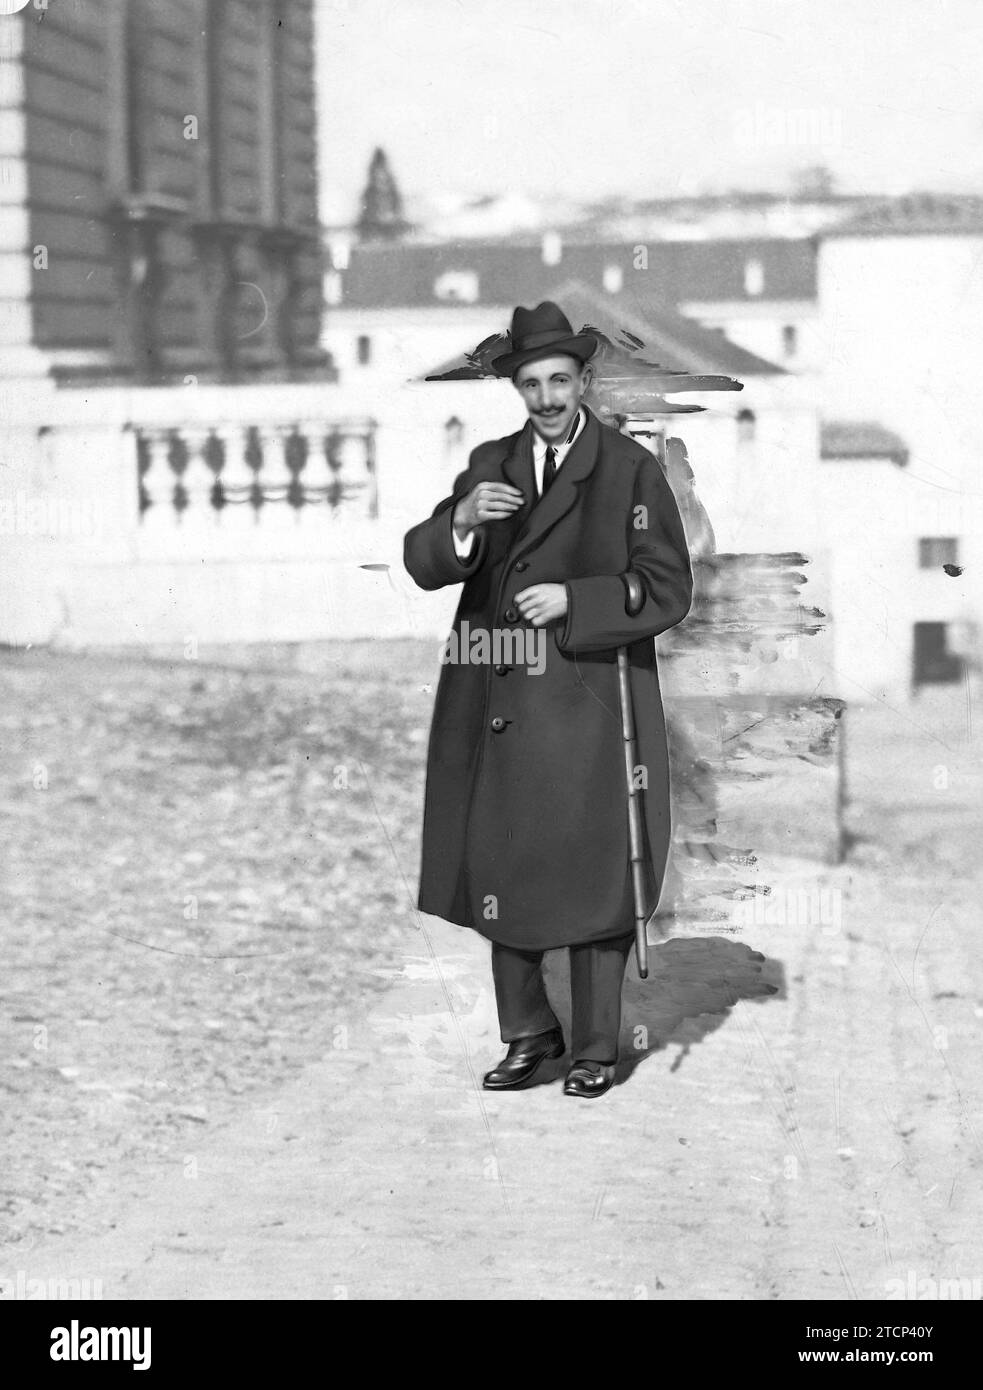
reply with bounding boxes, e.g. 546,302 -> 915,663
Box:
403,407 -> 693,951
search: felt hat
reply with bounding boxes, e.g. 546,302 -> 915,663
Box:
489,301 -> 598,378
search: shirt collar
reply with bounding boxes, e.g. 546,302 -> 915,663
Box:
532,406 -> 586,461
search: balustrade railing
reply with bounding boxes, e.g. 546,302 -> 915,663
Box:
135,418 -> 377,522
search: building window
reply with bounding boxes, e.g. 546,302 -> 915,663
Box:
324,271 -> 343,306
919,537 -> 958,569
737,408 -> 756,444
330,237 -> 351,271
356,335 -> 372,366
541,232 -> 562,266
782,324 -> 797,358
913,622 -> 963,687
744,258 -> 765,296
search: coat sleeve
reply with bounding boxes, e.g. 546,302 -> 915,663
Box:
403,457 -> 490,592
557,452 -> 694,652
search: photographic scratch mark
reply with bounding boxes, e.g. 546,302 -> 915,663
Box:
883,943 -> 981,1156
236,281 -> 269,339
724,714 -> 770,743
833,670 -> 957,753
910,903 -> 941,986
832,1241 -> 858,1299
105,930 -> 285,960
734,1008 -> 808,1169
880,1213 -> 892,1266
573,655 -> 619,723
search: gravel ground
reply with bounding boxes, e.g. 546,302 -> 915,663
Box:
1,643 -> 432,1249
3,647 -> 981,1300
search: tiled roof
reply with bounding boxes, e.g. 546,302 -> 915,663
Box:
554,281 -> 783,377
335,237 -> 817,307
822,194 -> 983,238
821,421 -> 909,465
422,278 -> 782,381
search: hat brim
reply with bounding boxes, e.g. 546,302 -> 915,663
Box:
489,332 -> 598,378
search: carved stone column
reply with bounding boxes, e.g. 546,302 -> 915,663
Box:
258,226 -> 333,378
257,226 -> 305,375
189,220 -> 254,381
106,195 -> 185,381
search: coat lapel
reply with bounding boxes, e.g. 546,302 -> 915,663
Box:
500,421 -> 536,530
501,420 -> 534,492
510,407 -> 601,559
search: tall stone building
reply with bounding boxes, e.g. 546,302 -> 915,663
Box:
0,1 -> 390,651
2,0 -> 328,383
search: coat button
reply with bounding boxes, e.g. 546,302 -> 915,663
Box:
504,606 -> 518,623
514,561 -> 528,572
494,664 -> 508,676
490,716 -> 506,732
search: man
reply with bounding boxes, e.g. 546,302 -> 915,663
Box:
404,302 -> 693,1098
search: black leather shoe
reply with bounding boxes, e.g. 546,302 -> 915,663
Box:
482,1028 -> 565,1090
563,1060 -> 616,1098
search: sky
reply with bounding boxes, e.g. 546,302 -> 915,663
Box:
314,0 -> 983,223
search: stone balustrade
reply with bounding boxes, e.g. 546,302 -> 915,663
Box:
135,419 -> 377,524
0,380 -> 393,645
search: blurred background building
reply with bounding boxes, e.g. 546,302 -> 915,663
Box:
1,4 -> 980,707
1,0 -> 381,648
325,151 -> 983,706
2,0 -> 325,384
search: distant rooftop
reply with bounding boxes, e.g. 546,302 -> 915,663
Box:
333,238 -> 818,309
821,421 -> 909,465
553,281 -> 783,378
823,194 -> 983,238
423,278 -> 783,382
329,188 -> 893,244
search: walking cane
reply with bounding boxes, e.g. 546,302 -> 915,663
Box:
617,572 -> 649,979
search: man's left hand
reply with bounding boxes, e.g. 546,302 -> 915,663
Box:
515,583 -> 568,627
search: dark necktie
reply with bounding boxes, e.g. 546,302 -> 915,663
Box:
542,445 -> 557,496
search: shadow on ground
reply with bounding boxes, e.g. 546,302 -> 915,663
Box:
543,936 -> 785,1085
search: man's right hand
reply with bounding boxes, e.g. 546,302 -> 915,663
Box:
453,482 -> 525,540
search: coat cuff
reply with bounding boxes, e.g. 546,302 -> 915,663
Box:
404,501 -> 487,590
558,571 -> 692,652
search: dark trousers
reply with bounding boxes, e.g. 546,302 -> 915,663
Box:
491,936 -> 633,1064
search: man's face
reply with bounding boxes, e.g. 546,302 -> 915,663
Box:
513,354 -> 592,442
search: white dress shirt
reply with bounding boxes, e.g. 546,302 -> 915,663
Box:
453,407 -> 586,560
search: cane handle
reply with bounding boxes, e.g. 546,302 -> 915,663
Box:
622,571 -> 644,618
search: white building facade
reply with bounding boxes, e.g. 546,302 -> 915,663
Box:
814,198 -> 983,704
